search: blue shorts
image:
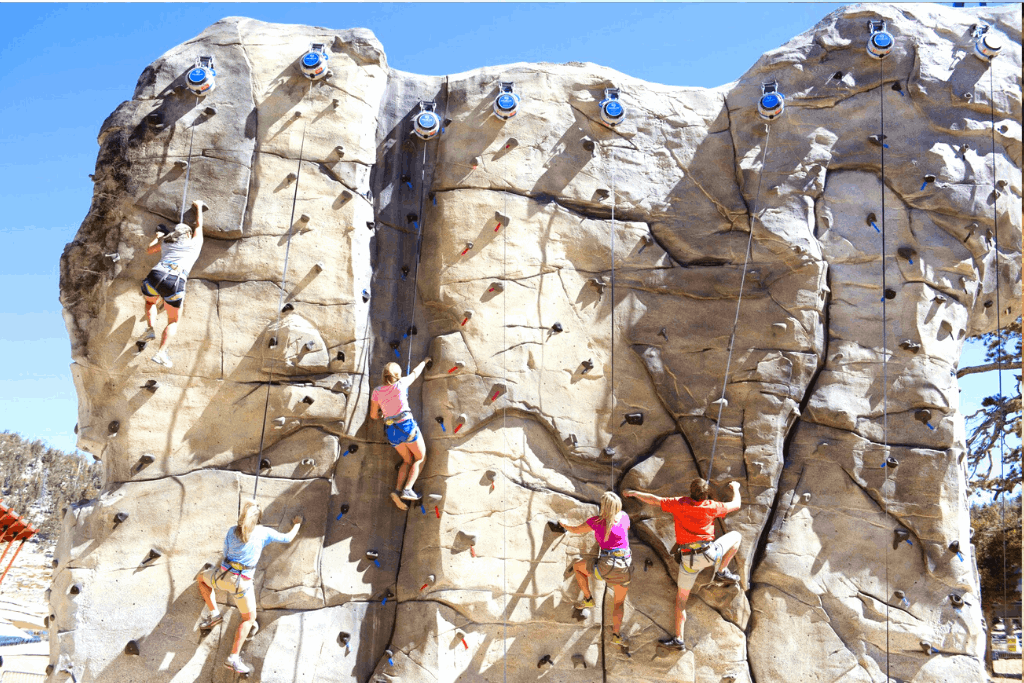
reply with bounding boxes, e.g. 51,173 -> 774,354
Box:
386,418 -> 420,447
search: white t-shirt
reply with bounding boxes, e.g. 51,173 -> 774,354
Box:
158,225 -> 202,275
372,375 -> 414,418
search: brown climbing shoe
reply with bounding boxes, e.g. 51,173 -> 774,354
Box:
390,491 -> 408,511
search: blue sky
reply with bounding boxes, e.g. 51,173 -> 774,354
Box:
0,3 -> 1012,461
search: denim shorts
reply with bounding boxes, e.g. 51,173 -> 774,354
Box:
386,418 -> 420,447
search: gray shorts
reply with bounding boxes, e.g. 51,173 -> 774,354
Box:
676,541 -> 724,591
587,552 -> 633,587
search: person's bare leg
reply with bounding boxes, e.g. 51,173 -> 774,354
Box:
403,433 -> 427,490
717,531 -> 742,572
144,296 -> 160,332
612,584 -> 629,635
232,611 -> 256,655
674,587 -> 692,639
394,443 -> 412,490
196,574 -> 217,613
158,303 -> 180,353
573,559 -> 592,599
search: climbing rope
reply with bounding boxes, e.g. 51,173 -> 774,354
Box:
705,124 -> 773,481
502,132 -> 509,683
609,145 -> 617,497
878,56 -> 891,679
177,96 -> 201,223
253,82 -> 312,498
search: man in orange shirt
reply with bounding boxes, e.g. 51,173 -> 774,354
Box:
625,478 -> 742,650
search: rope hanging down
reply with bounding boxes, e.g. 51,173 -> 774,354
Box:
609,147 -> 617,495
177,96 -> 201,223
253,83 -> 312,498
706,124 -> 773,481
878,56 -> 892,680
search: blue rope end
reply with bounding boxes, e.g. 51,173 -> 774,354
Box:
393,349 -> 400,358
336,512 -> 344,520
920,181 -> 928,191
388,657 -> 394,666
374,559 -> 380,568
927,423 -> 934,430
871,222 -> 880,233
440,424 -> 446,432
420,505 -> 426,514
956,552 -> 963,561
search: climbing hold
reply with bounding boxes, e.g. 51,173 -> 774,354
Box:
338,632 -> 350,647
487,282 -> 504,293
428,493 -> 443,518
383,591 -> 394,607
711,397 -> 728,412
494,81 -> 520,120
448,361 -> 465,374
429,191 -> 436,205
868,134 -> 889,148
282,303 -> 294,313
624,412 -> 644,426
599,87 -> 625,127
366,549 -> 380,568
950,593 -> 964,609
362,289 -> 370,303
551,322 -> 563,333
400,265 -> 410,280
389,340 -> 401,358
572,654 -> 586,669
594,188 -> 610,201
547,520 -> 567,534
412,100 -> 441,140
272,417 -> 286,428
802,492 -> 812,503
174,159 -> 189,170
400,173 -> 412,189
141,548 -> 162,566
914,409 -> 935,430
406,213 -> 419,230
567,433 -> 578,447
891,82 -> 905,96
503,137 -> 519,150
897,246 -> 917,264
135,453 -> 155,472
898,340 -> 921,353
69,583 -> 81,596
537,654 -> 554,668
933,295 -> 947,304
435,416 -> 446,432
268,336 -> 278,348
124,640 -> 141,656
454,414 -> 468,434
144,379 -> 159,392
884,288 -> 896,300
301,395 -> 315,405
882,456 -> 900,468
314,262 -> 325,273
644,558 -> 653,572
461,310 -> 474,326
921,640 -> 938,655
758,81 -> 785,121
113,511 -> 129,527
286,172 -> 297,183
303,340 -> 317,352
893,590 -> 909,606
484,470 -> 497,491
186,55 -> 217,96
343,444 -> 358,457
866,19 -> 895,59
335,350 -> 346,362
983,300 -> 994,309
135,340 -> 148,353
581,136 -> 595,153
259,458 -> 272,471
404,326 -> 418,338
589,276 -> 608,294
603,446 -> 617,458
893,528 -> 912,550
972,24 -> 1001,60
831,71 -> 844,81
494,211 -> 509,232
920,175 -> 936,191
461,242 -> 474,256
108,420 -> 120,435
300,458 -> 314,467
771,322 -> 787,333
580,359 -> 594,375
366,221 -> 375,231
949,540 -> 964,561
420,574 -> 435,591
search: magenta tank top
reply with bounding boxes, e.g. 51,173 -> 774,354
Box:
586,513 -> 630,551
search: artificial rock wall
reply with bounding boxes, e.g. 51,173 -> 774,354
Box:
56,4 -> 1021,682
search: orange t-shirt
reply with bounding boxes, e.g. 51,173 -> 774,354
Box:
660,497 -> 731,544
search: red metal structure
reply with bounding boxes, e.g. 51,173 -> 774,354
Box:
0,501 -> 39,587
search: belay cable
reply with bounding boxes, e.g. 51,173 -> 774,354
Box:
878,55 -> 892,679
705,124 -> 773,481
253,82 -> 313,498
178,96 -> 201,223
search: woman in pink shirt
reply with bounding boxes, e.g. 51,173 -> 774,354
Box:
370,359 -> 430,510
559,491 -> 632,646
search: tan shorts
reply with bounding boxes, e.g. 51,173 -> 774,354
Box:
200,566 -> 256,614
586,553 -> 633,587
676,541 -> 724,591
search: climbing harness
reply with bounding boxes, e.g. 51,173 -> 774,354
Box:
972,23 -> 1002,61
253,81 -> 312,497
705,87 -> 777,481
493,81 -> 520,120
757,81 -> 784,121
186,56 -> 216,96
599,87 -> 625,127
866,20 -> 895,60
299,43 -> 330,81
412,100 -> 441,140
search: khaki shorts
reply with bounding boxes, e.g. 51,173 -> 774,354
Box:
586,553 -> 633,587
200,566 -> 256,614
676,541 -> 724,591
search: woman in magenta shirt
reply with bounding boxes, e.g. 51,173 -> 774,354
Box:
559,491 -> 632,646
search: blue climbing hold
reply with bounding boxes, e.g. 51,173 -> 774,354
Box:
420,504 -> 426,514
871,221 -> 880,233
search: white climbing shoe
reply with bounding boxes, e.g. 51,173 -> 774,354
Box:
224,654 -> 250,674
151,350 -> 173,368
400,488 -> 421,501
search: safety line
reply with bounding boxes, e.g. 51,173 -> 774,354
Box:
879,56 -> 891,680
989,60 -> 1009,649
404,139 -> 429,374
610,146 -> 617,498
706,124 -> 772,481
502,143 -> 509,683
253,83 -> 312,498
178,96 -> 201,223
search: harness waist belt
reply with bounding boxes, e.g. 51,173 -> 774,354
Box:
156,261 -> 189,278
384,411 -> 412,426
221,560 -> 256,574
599,548 -> 631,558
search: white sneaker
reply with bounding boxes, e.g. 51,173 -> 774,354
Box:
224,654 -> 250,674
151,350 -> 173,368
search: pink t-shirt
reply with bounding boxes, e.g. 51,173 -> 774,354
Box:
371,375 -> 413,418
586,513 -> 630,551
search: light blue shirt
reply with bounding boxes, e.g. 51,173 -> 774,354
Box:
223,525 -> 290,577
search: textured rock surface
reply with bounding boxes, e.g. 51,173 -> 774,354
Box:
56,5 -> 1020,682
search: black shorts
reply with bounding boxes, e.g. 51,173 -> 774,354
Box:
141,269 -> 187,308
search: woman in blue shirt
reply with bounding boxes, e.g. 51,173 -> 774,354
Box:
196,500 -> 302,674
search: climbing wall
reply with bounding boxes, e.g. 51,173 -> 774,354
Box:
55,5 -> 1020,683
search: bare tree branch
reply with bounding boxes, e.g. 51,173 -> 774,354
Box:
957,360 -> 1023,378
